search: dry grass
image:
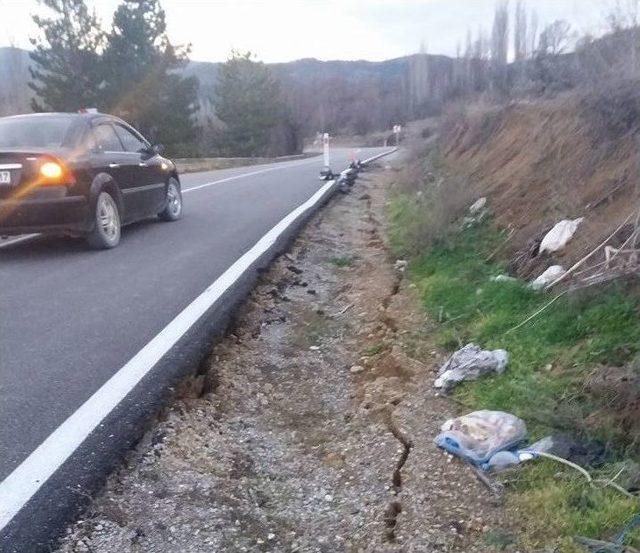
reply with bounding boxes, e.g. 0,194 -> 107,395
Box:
439,87 -> 640,270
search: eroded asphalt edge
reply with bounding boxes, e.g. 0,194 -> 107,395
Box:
56,149 -> 507,552
0,149 -> 396,553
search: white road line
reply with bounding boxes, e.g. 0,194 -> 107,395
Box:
0,147 -> 396,531
0,234 -> 40,249
182,157 -> 321,194
0,177 -> 337,531
180,148 -> 395,194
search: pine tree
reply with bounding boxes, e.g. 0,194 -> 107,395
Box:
214,51 -> 283,157
102,0 -> 198,152
29,0 -> 106,112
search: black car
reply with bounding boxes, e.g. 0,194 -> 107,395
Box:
0,112 -> 183,249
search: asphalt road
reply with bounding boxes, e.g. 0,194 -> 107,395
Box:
0,147 -> 391,551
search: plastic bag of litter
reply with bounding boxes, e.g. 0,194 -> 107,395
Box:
434,410 -> 527,466
530,265 -> 566,290
434,344 -> 509,392
539,218 -> 584,254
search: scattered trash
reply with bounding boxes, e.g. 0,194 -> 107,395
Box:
485,450 -> 535,472
490,274 -> 517,283
529,433 -> 608,468
530,265 -> 566,290
434,343 -> 509,392
469,197 -> 487,215
574,535 -> 638,553
469,463 -> 505,498
394,259 -> 408,273
434,410 -> 527,466
539,218 -> 584,254
575,513 -> 640,552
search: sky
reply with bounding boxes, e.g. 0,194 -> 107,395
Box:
0,0 -> 608,63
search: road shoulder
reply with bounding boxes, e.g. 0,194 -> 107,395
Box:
58,162 -> 509,552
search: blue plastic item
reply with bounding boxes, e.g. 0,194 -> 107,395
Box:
434,410 -> 528,467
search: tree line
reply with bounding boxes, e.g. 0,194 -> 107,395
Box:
27,0 -> 290,157
20,0 -> 640,157
406,0 -> 640,116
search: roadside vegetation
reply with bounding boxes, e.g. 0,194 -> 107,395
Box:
388,133 -> 640,550
386,14 -> 640,546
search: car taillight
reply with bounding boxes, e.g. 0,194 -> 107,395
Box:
38,160 -> 75,185
40,162 -> 63,179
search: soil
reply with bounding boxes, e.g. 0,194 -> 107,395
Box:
441,94 -> 640,271
57,163 -> 514,553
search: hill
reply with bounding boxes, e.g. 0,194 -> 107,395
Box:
0,47 -> 459,135
0,47 -> 32,116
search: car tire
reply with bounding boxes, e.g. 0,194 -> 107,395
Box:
159,178 -> 183,222
87,190 -> 121,249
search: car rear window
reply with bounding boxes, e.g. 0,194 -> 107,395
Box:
0,116 -> 74,148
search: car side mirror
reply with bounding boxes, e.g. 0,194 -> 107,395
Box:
152,144 -> 165,155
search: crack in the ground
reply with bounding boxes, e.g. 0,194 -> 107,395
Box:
382,407 -> 413,543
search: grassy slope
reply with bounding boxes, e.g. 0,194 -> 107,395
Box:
389,200 -> 640,550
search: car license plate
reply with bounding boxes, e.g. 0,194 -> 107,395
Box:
0,171 -> 10,185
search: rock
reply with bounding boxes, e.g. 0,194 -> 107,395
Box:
287,265 -> 303,275
469,197 -> 487,215
539,218 -> 584,254
434,344 -> 509,392
490,274 -> 517,283
350,365 -> 365,374
530,265 -> 566,290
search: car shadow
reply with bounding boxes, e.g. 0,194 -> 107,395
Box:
0,219 -> 162,261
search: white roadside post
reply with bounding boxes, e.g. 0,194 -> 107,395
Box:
318,133 -> 333,180
323,132 -> 330,167
393,124 -> 402,146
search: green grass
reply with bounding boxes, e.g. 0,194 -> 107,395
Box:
328,255 -> 355,268
410,224 -> 640,436
391,208 -> 640,550
362,342 -> 386,356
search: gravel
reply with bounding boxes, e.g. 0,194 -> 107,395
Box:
57,164 -> 514,553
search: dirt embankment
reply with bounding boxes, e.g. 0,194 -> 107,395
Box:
57,164 -> 510,552
440,91 -> 640,272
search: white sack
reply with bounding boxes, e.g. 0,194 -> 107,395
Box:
469,197 -> 487,215
530,265 -> 566,290
539,218 -> 584,254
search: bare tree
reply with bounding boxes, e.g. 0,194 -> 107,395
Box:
605,0 -> 640,75
407,41 -> 430,118
514,0 -> 529,61
607,0 -> 640,30
538,20 -> 573,56
491,1 -> 510,96
529,9 -> 539,57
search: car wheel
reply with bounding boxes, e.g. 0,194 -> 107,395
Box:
159,178 -> 183,222
87,191 -> 121,249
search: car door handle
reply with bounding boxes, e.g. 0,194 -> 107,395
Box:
139,162 -> 149,167
109,163 -> 120,168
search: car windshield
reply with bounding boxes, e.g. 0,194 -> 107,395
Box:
0,116 -> 74,148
